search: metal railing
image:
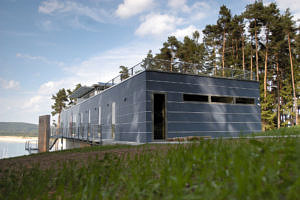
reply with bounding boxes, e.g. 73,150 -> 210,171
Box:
51,123 -> 103,144
103,58 -> 256,89
25,140 -> 38,154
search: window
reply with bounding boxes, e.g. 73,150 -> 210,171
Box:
211,96 -> 233,104
183,94 -> 209,102
236,97 -> 255,105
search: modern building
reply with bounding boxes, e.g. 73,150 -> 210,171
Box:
59,59 -> 261,143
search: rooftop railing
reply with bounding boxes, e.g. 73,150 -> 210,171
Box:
104,59 -> 256,88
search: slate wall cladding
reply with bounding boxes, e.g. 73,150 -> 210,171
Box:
60,70 -> 261,143
145,71 -> 261,139
61,72 -> 148,143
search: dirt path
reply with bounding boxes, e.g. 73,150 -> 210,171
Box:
0,145 -> 171,172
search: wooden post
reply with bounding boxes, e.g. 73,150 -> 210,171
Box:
38,115 -> 50,152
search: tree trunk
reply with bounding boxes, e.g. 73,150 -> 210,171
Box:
213,48 -> 217,75
242,36 -> 245,72
255,28 -> 259,81
232,38 -> 235,63
170,49 -> 173,72
288,32 -> 298,125
222,30 -> 226,76
55,113 -> 61,151
236,39 -> 239,60
276,54 -> 281,129
57,113 -> 61,135
264,30 -> 269,99
250,40 -> 253,80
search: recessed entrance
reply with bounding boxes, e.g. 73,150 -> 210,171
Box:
153,93 -> 166,140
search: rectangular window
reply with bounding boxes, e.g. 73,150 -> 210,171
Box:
88,110 -> 91,124
183,94 -> 209,102
211,96 -> 233,104
236,97 -> 255,105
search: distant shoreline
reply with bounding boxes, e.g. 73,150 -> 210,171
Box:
0,136 -> 38,143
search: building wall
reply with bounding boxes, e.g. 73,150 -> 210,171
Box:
145,71 -> 261,139
60,70 -> 261,143
60,72 -> 148,143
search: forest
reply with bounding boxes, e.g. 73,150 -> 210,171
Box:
139,1 -> 299,130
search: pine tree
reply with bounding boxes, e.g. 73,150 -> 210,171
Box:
67,83 -> 82,106
155,36 -> 181,71
282,9 -> 298,125
244,1 -> 264,81
141,50 -> 157,70
217,5 -> 232,76
51,88 -> 68,130
119,65 -> 129,81
203,24 -> 220,75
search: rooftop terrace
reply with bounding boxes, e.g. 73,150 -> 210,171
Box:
105,58 -> 256,88
71,58 -> 257,100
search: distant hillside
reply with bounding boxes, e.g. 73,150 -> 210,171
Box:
0,122 -> 38,136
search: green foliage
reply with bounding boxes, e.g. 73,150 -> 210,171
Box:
67,83 -> 82,106
261,93 -> 277,130
1,137 -> 299,199
147,1 -> 299,128
119,65 -> 129,81
51,88 -> 68,117
0,122 -> 38,136
250,125 -> 300,136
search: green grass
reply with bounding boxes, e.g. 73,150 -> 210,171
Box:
249,125 -> 300,136
0,137 -> 299,199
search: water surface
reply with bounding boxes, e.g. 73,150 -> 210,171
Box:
0,140 -> 29,159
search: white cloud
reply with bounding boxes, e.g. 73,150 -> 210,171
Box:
70,17 -> 100,32
171,25 -> 200,40
168,0 -> 189,12
116,0 -> 154,18
134,1 -> 211,37
0,41 -> 161,124
39,20 -> 56,31
191,12 -> 207,21
22,95 -> 43,110
63,42 -> 156,86
38,0 -> 64,14
16,53 -> 64,67
0,78 -> 20,90
38,0 -> 107,23
16,53 -> 47,62
276,0 -> 300,21
135,13 -> 183,37
167,0 -> 210,15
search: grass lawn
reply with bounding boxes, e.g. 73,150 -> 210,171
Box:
0,127 -> 299,199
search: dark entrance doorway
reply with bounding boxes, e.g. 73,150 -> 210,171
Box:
153,93 -> 166,140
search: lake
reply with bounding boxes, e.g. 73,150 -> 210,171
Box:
0,137 -> 38,159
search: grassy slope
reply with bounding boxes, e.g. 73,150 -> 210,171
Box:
0,129 -> 299,199
0,122 -> 38,136
250,125 -> 300,136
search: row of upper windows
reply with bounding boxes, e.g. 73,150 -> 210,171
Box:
183,94 -> 255,105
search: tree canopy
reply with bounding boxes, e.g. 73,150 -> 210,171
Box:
146,2 -> 299,130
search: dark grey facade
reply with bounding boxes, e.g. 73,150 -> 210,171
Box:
60,70 -> 261,143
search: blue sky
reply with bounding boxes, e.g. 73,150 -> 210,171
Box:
0,0 -> 299,124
